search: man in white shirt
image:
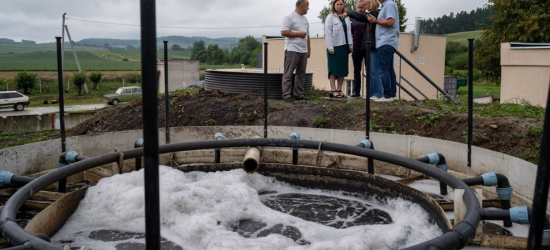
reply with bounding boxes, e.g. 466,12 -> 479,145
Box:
280,0 -> 311,102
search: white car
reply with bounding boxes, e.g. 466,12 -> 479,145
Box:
0,91 -> 30,111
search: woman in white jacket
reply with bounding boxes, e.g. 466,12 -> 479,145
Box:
325,0 -> 353,98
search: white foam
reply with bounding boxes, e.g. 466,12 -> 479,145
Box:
52,166 -> 443,250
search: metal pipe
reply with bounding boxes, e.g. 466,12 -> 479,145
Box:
366,41 -> 371,140
357,140 -> 375,174
214,133 -> 225,164
163,41 -> 170,145
410,17 -> 421,53
290,132 -> 300,165
140,0 -> 161,249
528,84 -> 550,249
263,42 -> 268,138
0,138 -> 482,250
467,38 -> 474,167
135,139 -> 144,171
56,36 -> 67,193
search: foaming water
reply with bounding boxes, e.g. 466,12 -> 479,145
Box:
52,166 -> 443,250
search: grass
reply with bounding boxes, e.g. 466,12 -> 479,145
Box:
0,47 -> 192,71
446,30 -> 484,44
0,130 -> 60,149
456,84 -> 501,100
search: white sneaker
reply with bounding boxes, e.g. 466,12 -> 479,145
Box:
369,96 -> 382,101
376,97 -> 394,102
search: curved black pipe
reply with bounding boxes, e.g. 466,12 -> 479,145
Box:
0,139 -> 481,250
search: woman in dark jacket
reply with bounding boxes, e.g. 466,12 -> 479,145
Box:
345,0 -> 383,100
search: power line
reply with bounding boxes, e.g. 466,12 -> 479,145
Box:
67,17 -> 323,30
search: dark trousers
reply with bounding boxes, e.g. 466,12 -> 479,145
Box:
351,48 -> 367,95
379,45 -> 397,98
282,50 -> 308,99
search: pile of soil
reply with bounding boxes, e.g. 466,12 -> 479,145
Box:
68,89 -> 543,163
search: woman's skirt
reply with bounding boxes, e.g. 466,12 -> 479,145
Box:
327,45 -> 349,78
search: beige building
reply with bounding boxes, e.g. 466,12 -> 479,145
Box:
500,43 -> 550,107
263,33 -> 446,100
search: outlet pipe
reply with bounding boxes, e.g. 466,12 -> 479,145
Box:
214,133 -> 225,164
0,172 -> 34,188
461,172 -> 513,227
56,151 -> 87,193
290,132 -> 300,165
415,152 -> 448,195
243,147 -> 261,173
480,206 -> 550,246
357,139 -> 375,174
135,139 -> 144,171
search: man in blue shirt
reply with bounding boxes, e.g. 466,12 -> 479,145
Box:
368,0 -> 399,102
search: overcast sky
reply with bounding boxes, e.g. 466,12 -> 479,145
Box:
0,0 -> 489,43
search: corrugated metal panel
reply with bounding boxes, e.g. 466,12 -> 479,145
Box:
205,69 -> 313,98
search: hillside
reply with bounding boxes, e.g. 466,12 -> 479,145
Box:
446,30 -> 483,44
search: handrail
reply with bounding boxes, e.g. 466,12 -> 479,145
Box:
396,81 -> 419,100
401,76 -> 428,99
395,50 -> 456,102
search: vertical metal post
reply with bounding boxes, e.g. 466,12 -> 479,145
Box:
527,86 -> 550,249
61,14 -> 66,74
365,41 -> 371,140
163,41 -> 170,144
56,37 -> 67,193
399,58 -> 402,100
467,39 -> 474,167
263,42 -> 269,138
140,0 -> 161,249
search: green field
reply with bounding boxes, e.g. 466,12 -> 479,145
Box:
446,30 -> 484,44
0,44 -> 106,54
0,44 -> 193,71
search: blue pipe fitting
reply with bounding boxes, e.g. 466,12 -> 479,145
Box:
436,164 -> 448,172
543,229 -> 550,246
0,171 -> 14,187
65,151 -> 79,163
427,152 -> 440,164
135,138 -> 144,148
289,132 -> 300,140
481,172 -> 498,186
497,186 -> 513,201
214,133 -> 225,140
359,139 -> 372,149
509,206 -> 529,225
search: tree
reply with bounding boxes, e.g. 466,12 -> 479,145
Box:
477,0 -> 550,82
172,44 -> 184,51
227,36 -> 262,67
89,71 -> 103,91
394,0 -> 408,32
319,0 -> 358,24
206,44 -> 225,65
72,72 -> 87,96
14,71 -> 37,95
191,40 -> 207,62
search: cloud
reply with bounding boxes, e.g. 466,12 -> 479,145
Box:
0,0 -> 488,43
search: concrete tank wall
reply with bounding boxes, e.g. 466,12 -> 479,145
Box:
0,112 -> 96,133
0,126 -> 542,211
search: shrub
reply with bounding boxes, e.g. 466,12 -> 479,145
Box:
14,71 -> 38,95
313,117 -> 329,128
122,58 -> 129,61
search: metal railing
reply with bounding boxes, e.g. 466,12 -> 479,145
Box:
395,50 -> 456,102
